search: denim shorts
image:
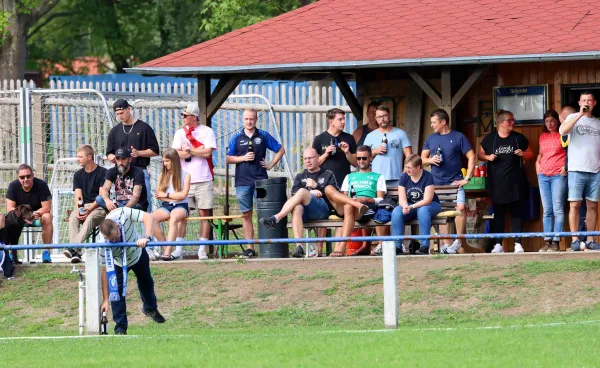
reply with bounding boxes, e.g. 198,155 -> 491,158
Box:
568,171 -> 600,202
158,202 -> 189,216
440,184 -> 465,205
302,195 -> 331,222
236,185 -> 256,213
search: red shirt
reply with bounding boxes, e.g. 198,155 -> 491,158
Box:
539,132 -> 565,176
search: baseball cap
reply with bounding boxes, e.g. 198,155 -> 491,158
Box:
113,99 -> 131,111
114,147 -> 130,158
183,102 -> 200,117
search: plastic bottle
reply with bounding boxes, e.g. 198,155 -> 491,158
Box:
77,198 -> 85,215
480,163 -> 486,177
474,166 -> 480,177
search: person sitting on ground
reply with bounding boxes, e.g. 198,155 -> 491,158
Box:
98,207 -> 165,335
339,145 -> 387,256
391,154 -> 442,255
6,164 -> 53,263
259,148 -> 368,258
152,148 -> 191,261
65,145 -> 107,263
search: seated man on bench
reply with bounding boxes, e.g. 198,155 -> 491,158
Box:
259,148 -> 368,258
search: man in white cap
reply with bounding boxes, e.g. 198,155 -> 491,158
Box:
172,102 -> 217,259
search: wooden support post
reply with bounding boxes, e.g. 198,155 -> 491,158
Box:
404,80 -> 424,150
207,76 -> 242,120
407,68 -> 442,107
452,66 -> 487,108
332,71 -> 363,119
441,68 -> 452,124
355,72 -> 366,125
197,75 -> 211,127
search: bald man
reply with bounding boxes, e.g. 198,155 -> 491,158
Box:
259,148 -> 368,257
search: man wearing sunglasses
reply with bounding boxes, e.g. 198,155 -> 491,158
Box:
172,102 -> 217,260
6,164 -> 53,263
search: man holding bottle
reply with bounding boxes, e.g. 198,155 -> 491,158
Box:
421,109 -> 475,254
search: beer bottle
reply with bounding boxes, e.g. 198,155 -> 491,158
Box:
248,139 -> 254,153
330,137 -> 336,156
350,185 -> 357,198
101,311 -> 108,335
436,145 -> 443,163
77,197 -> 85,215
381,134 -> 388,155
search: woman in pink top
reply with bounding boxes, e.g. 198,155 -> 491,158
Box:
535,110 -> 567,252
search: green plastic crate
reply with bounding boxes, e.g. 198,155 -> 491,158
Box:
463,177 -> 486,190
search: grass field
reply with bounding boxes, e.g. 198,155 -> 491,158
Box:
1,253 -> 600,367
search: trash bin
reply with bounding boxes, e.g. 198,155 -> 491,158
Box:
256,177 -> 288,258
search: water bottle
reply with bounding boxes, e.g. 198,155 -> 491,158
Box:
77,197 -> 85,215
101,311 -> 108,335
436,145 -> 443,163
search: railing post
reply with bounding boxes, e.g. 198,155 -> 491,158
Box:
383,240 -> 398,329
85,249 -> 101,335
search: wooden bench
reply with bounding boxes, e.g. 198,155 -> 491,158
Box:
286,185 -> 462,254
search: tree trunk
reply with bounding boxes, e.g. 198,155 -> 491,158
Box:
0,18 -> 28,81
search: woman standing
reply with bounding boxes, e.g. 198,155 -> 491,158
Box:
391,154 -> 442,255
536,110 -> 567,252
153,148 -> 191,260
478,110 -> 534,253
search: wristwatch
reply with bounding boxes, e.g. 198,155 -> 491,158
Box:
185,148 -> 191,154
464,176 -> 471,182
145,235 -> 152,242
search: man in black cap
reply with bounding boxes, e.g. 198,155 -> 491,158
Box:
95,147 -> 148,213
106,99 -> 159,213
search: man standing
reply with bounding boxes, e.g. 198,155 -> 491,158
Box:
364,106 -> 412,186
99,207 -> 165,335
352,100 -> 381,146
259,148 -> 368,257
421,109 -> 476,254
226,108 -> 285,257
6,164 -> 53,263
172,102 -> 217,260
559,91 -> 600,251
65,145 -> 108,263
106,99 -> 159,213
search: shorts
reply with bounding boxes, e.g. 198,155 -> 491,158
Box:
568,171 -> 600,202
158,202 -> 189,216
236,185 -> 256,213
357,203 -> 378,223
302,195 -> 331,222
188,181 -> 214,210
439,183 -> 465,205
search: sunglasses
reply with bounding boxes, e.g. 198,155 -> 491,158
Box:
19,174 -> 32,180
356,156 -> 369,161
181,113 -> 192,118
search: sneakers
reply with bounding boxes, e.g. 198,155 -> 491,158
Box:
147,248 -> 157,261
548,241 -> 560,252
242,248 -> 257,258
307,245 -> 318,257
291,245 -> 305,258
373,244 -> 382,256
539,240 -> 550,252
171,246 -> 183,259
115,330 -> 127,335
198,246 -> 208,260
491,244 -> 504,253
142,308 -> 166,323
514,243 -> 524,253
259,216 -> 277,229
415,246 -> 429,255
42,250 -> 52,263
442,240 -> 461,254
64,248 -> 81,263
585,240 -> 600,251
571,240 -> 583,251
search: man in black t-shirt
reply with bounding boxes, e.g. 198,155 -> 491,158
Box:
259,148 -> 367,258
96,147 -> 148,212
65,145 -> 108,263
106,99 -> 159,213
6,164 -> 53,263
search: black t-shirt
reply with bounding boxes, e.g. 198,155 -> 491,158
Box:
480,131 -> 529,204
106,120 -> 160,169
312,131 -> 357,184
6,178 -> 52,211
291,168 -> 339,210
105,165 -> 148,211
73,165 -> 107,204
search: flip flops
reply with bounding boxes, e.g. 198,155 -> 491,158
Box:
160,254 -> 179,261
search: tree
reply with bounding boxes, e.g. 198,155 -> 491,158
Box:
0,0 -> 59,80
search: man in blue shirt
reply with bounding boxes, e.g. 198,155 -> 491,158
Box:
226,108 -> 285,257
421,109 -> 476,254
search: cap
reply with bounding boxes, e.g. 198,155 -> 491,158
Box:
183,102 -> 200,117
114,147 -> 130,158
113,99 -> 131,111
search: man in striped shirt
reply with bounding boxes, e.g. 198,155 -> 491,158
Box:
99,207 -> 165,335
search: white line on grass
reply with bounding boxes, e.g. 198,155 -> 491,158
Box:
1,320 -> 599,341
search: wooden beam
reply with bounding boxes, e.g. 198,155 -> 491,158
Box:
441,67 -> 452,117
197,75 -> 211,126
451,66 -> 488,108
354,72 -> 366,125
406,68 -> 442,107
403,80 -> 424,150
207,76 -> 242,120
332,71 -> 363,119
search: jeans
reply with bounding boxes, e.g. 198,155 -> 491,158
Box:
538,174 -> 567,242
391,202 -> 442,249
110,249 -> 157,333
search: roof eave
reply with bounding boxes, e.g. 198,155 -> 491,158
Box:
125,51 -> 600,76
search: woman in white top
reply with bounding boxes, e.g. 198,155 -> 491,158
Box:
152,148 -> 191,260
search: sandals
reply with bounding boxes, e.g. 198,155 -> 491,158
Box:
160,254 -> 179,261
329,251 -> 345,257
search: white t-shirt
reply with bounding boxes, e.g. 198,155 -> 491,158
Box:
363,128 -> 412,180
99,207 -> 145,268
172,125 -> 217,183
165,170 -> 189,205
560,114 -> 600,173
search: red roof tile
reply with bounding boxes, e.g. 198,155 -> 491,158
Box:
136,0 -> 600,71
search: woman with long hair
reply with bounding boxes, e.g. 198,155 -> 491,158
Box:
536,109 -> 567,252
153,148 -> 191,260
478,110 -> 534,253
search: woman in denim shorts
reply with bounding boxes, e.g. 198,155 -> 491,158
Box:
152,148 -> 191,260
